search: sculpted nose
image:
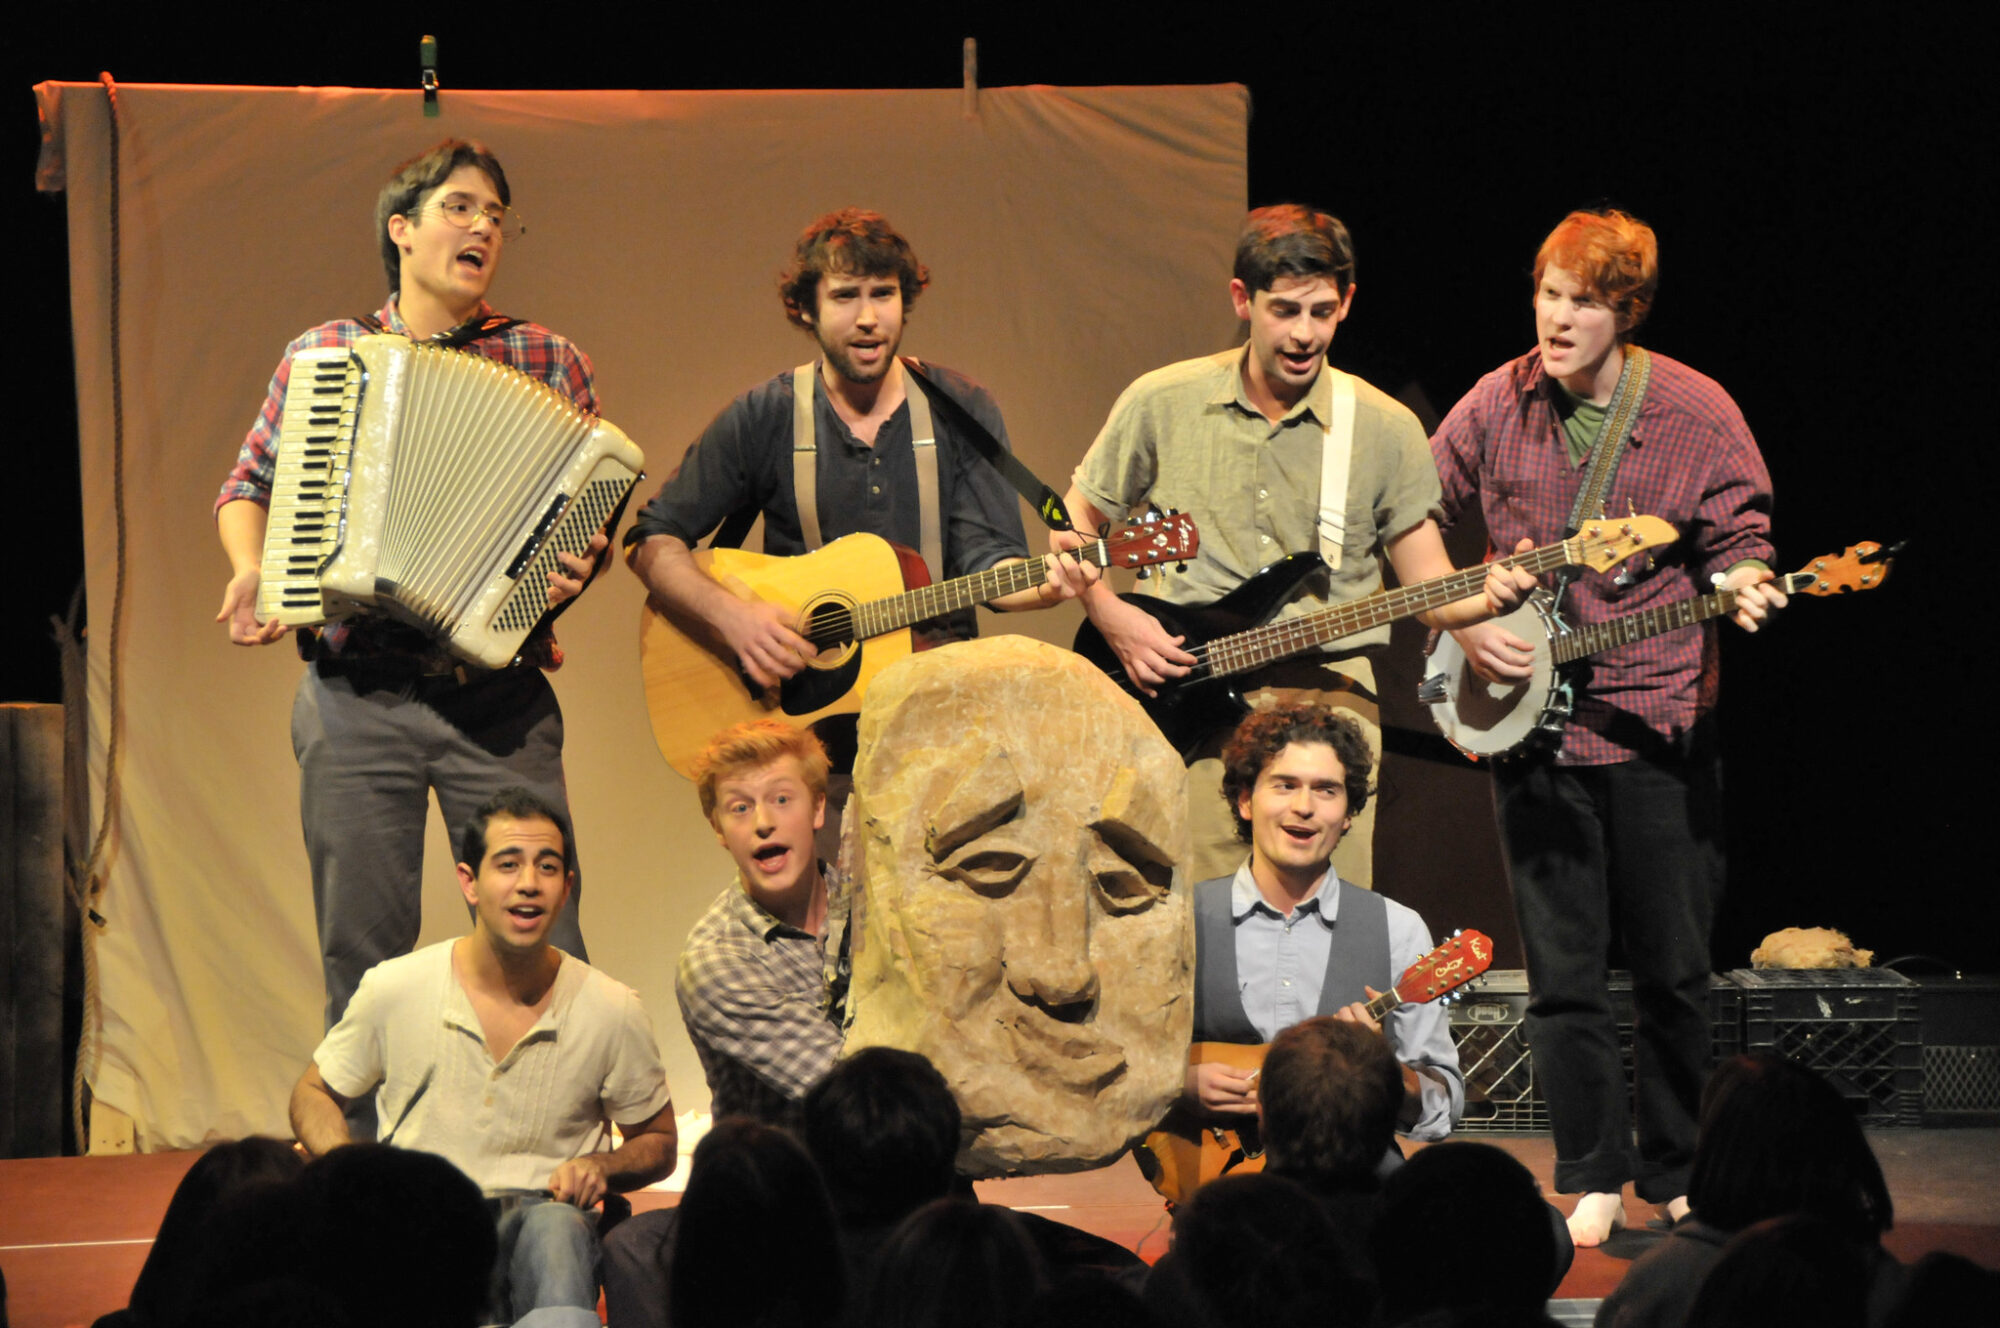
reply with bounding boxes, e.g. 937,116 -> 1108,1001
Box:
1004,876 -> 1099,1009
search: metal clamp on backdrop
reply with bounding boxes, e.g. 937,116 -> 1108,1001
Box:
421,35 -> 440,117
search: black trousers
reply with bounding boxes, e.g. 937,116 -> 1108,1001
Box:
1493,723 -> 1723,1201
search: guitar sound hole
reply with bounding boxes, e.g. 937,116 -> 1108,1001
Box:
801,600 -> 857,658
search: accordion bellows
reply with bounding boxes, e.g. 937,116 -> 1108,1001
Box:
259,335 -> 644,668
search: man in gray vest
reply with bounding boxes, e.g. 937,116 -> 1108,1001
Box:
1185,703 -> 1462,1140
627,208 -> 1087,722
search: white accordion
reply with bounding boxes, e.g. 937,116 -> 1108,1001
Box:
256,334 -> 645,669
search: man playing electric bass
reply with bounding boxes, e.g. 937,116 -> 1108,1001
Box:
627,209 -> 1091,773
1431,209 -> 1784,1247
1054,205 -> 1533,886
1183,704 -> 1463,1144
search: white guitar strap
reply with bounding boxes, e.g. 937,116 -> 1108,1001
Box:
791,359 -> 942,580
1317,367 -> 1359,571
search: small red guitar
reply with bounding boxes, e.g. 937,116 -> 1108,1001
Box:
1135,929 -> 1494,1206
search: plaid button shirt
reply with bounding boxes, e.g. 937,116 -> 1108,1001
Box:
216,300 -> 599,662
1432,349 -> 1774,766
675,878 -> 848,1127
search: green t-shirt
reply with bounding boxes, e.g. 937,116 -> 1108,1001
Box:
1554,385 -> 1606,466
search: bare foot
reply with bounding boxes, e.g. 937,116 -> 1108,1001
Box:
1567,1190 -> 1626,1247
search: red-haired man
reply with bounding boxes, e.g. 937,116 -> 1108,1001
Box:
1432,209 -> 1784,1245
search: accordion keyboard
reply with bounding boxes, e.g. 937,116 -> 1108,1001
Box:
258,346 -> 362,623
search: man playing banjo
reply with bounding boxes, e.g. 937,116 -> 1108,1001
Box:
1430,208 -> 1784,1246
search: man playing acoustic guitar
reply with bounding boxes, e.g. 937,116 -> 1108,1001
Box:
627,208 -> 1091,773
1184,704 -> 1462,1144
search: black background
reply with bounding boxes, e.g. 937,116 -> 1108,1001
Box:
11,6 -> 1990,971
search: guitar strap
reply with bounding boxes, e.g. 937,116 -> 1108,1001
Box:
1316,368 -> 1360,572
787,359 -> 943,582
1550,344 -> 1652,612
902,359 -> 1075,534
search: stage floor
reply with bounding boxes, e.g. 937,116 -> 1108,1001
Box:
4,1131 -> 1995,1327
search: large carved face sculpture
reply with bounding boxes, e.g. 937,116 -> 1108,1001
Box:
844,637 -> 1192,1176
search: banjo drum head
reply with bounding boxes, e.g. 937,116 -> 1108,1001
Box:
1425,597 -> 1557,759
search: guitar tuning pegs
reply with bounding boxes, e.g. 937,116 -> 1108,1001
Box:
1174,562 -> 1189,574
1135,566 -> 1153,580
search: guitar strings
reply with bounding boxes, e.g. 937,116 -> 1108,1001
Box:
788,544 -> 1106,653
1101,532 -> 1623,687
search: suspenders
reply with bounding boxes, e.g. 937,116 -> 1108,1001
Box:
1316,367 -> 1359,571
790,358 -> 943,582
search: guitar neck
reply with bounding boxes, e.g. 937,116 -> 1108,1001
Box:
853,545 -> 1103,638
1549,568 -> 1810,664
1204,540 -> 1582,680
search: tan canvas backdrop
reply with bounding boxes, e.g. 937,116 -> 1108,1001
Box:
40,80 -> 1247,1147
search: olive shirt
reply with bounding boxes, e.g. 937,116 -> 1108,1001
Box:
1069,345 -> 1443,656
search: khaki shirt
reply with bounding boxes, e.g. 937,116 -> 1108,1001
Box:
1072,347 -> 1442,653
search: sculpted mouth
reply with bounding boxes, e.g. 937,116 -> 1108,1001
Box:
1004,1002 -> 1124,1089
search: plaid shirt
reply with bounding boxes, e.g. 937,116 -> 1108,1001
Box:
676,877 -> 848,1127
1432,349 -> 1774,766
216,300 -> 599,662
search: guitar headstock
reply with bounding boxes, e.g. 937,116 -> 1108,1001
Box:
1786,540 -> 1896,597
1391,929 -> 1494,1007
1101,512 -> 1200,570
1571,515 -> 1678,572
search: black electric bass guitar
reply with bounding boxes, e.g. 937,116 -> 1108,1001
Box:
1074,515 -> 1675,756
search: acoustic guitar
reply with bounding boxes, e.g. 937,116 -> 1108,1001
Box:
1074,515 -> 1675,756
640,514 -> 1199,779
1420,540 -> 1898,760
1135,928 -> 1493,1206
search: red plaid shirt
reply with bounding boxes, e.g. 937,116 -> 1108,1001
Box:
1432,348 -> 1774,766
217,300 -> 599,663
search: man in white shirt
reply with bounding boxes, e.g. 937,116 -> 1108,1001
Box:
290,788 -> 676,1328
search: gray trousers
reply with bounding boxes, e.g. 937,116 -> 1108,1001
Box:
292,662 -> 588,1033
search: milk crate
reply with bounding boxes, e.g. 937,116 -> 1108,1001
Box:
1725,968 -> 1922,1127
1450,971 -> 1741,1135
1912,974 -> 2000,1127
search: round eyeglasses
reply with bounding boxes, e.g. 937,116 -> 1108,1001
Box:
424,197 -> 526,241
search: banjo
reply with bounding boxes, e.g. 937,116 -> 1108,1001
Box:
1420,541 -> 1898,760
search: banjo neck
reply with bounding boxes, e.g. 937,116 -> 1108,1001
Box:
1552,579 -> 1761,663
1549,566 -> 1820,664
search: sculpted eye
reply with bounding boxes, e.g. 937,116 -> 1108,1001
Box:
1093,864 -> 1165,913
1087,832 -> 1172,915
939,843 -> 1033,897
